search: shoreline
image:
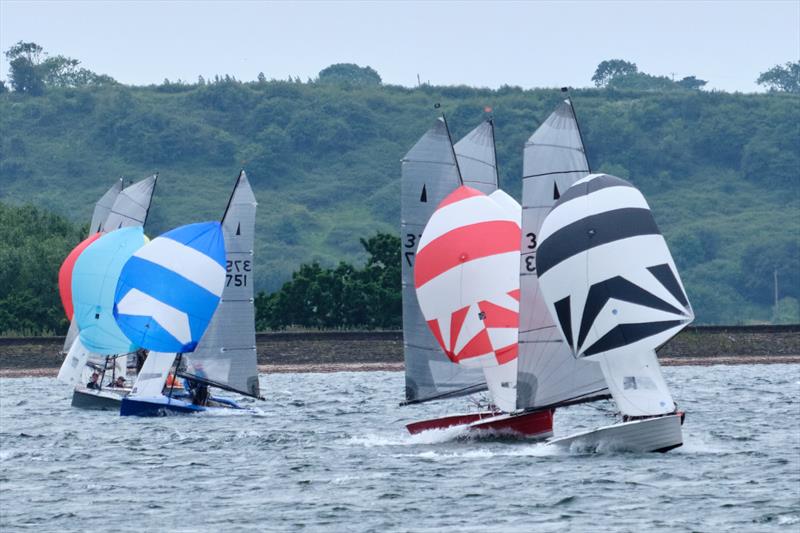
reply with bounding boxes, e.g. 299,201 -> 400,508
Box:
2,356 -> 798,378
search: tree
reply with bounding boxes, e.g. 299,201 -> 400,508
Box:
5,41 -> 46,95
756,61 -> 800,94
676,76 -> 707,90
257,72 -> 267,84
592,59 -> 638,87
0,80 -> 7,94
318,63 -> 382,86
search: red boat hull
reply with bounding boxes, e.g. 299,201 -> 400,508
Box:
407,409 -> 553,439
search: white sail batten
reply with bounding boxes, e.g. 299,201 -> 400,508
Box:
401,118 -> 486,403
536,173 -> 693,416
516,101 -> 608,411
454,120 -> 498,194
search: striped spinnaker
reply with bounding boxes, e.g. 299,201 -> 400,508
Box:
415,185 -> 521,369
114,222 -> 226,354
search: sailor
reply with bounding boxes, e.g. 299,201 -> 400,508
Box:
86,371 -> 101,390
184,363 -> 209,406
134,349 -> 148,374
111,376 -> 126,388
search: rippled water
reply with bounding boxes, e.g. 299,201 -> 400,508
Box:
1,364 -> 798,532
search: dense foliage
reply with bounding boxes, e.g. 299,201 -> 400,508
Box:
0,203 -> 81,335
256,233 -> 400,330
0,45 -> 798,330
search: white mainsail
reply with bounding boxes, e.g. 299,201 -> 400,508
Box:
516,100 -> 609,411
536,173 -> 693,416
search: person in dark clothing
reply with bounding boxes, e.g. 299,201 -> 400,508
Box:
135,349 -> 148,374
86,372 -> 101,390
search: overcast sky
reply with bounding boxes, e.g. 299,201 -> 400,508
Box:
1,0 -> 798,92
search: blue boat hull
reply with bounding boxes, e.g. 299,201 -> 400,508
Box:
119,394 -> 242,416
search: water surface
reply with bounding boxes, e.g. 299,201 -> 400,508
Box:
1,364 -> 798,532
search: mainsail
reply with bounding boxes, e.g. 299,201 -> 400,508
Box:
89,178 -> 123,235
180,171 -> 260,398
454,120 -> 498,194
516,100 -> 609,411
536,174 -> 693,416
104,174 -> 157,230
401,118 -> 486,403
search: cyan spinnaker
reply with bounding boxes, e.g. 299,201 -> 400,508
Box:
58,232 -> 103,321
72,226 -> 148,355
114,221 -> 226,353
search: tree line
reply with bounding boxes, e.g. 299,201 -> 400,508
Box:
0,42 -> 798,329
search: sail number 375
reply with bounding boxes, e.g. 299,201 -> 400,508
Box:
226,259 -> 251,287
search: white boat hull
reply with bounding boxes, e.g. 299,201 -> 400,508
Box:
547,413 -> 683,453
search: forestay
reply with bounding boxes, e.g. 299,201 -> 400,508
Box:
181,171 -> 261,398
401,118 -> 485,403
114,221 -> 226,353
536,174 -> 693,416
72,227 -> 148,355
454,120 -> 498,195
516,100 -> 608,411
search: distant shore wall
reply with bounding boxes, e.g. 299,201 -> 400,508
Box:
0,325 -> 798,372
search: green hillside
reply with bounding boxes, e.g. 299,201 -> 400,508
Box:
1,62 -> 798,327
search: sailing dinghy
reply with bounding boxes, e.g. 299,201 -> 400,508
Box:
119,171 -> 261,416
401,117 -> 551,437
537,173 -> 693,452
58,175 -> 157,409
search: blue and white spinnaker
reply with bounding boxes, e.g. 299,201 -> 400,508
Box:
113,221 -> 226,353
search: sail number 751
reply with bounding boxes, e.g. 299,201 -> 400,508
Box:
226,259 -> 251,287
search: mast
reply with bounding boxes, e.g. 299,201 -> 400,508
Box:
441,113 -> 464,185
489,118 -> 500,189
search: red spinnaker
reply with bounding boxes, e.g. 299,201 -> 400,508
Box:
58,232 -> 103,320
